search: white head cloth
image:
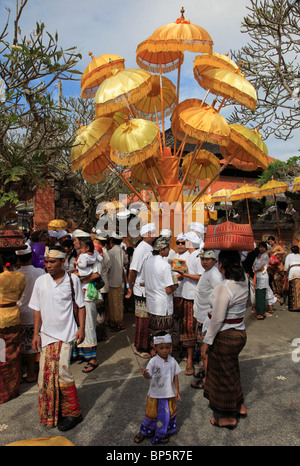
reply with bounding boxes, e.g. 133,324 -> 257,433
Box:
185,231 -> 201,245
140,222 -> 156,237
57,229 -> 68,240
189,222 -> 205,234
48,230 -> 58,238
44,246 -> 66,259
153,334 -> 172,345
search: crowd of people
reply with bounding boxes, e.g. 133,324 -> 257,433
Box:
0,220 -> 299,443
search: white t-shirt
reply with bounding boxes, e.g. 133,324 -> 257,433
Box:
146,354 -> 181,399
29,272 -> 85,347
193,266 -> 223,324
17,265 -> 46,325
182,249 -> 204,300
107,245 -> 128,288
173,250 -> 190,298
130,240 -> 153,297
284,253 -> 300,280
143,255 -> 174,316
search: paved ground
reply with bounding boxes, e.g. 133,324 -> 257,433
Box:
1,300 -> 300,449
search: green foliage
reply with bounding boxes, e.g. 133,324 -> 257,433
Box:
257,155 -> 300,185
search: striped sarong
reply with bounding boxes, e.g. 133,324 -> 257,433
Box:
180,299 -> 196,347
204,328 -> 246,417
288,278 -> 300,312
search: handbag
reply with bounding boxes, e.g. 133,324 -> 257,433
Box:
69,273 -> 80,326
93,275 -> 105,290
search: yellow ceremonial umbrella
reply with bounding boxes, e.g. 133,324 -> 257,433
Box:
131,156 -> 162,191
94,68 -> 152,117
110,118 -> 160,166
229,184 -> 260,224
254,178 -> 289,242
178,105 -> 230,147
181,150 -> 221,194
292,175 -> 300,192
81,152 -> 111,184
71,117 -> 115,172
220,124 -> 268,171
132,75 -> 176,122
48,219 -> 68,231
81,52 -> 125,99
195,68 -> 257,111
211,188 -> 233,220
193,52 -> 239,76
171,98 -> 209,147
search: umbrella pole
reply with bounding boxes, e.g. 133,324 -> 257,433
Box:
186,163 -> 203,202
159,65 -> 166,150
173,62 -> 182,156
103,155 -> 150,210
190,152 -> 236,209
246,198 -> 251,225
177,134 -> 187,164
153,95 -> 163,157
176,142 -> 203,203
274,194 -> 282,243
142,162 -> 160,203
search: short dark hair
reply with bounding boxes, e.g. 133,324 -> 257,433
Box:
258,241 -> 268,250
291,245 -> 300,254
268,236 -> 276,241
79,237 -> 94,252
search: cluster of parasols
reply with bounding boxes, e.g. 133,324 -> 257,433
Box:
70,8 -> 298,234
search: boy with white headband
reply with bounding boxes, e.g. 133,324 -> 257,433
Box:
134,332 -> 181,445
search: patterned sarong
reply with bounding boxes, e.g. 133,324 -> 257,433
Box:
134,295 -> 149,351
139,395 -> 178,444
204,328 -> 246,417
180,299 -> 196,347
288,278 -> 300,312
0,324 -> 21,404
108,286 -> 124,328
38,341 -> 81,427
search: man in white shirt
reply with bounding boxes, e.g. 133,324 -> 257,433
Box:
16,245 -> 45,383
125,223 -> 156,358
178,231 -> 204,375
107,232 -> 128,331
30,246 -> 86,431
143,235 -> 178,353
192,250 -> 223,388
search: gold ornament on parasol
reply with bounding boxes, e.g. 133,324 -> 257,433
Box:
94,68 -> 152,117
292,175 -> 300,193
48,219 -> 68,231
71,117 -> 115,172
195,68 -> 257,111
132,75 -> 176,122
81,53 -> 125,99
220,124 -> 268,171
110,118 -> 160,166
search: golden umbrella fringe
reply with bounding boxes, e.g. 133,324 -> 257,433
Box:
82,167 -> 111,184
229,184 -> 260,225
193,52 -> 240,77
71,132 -> 112,172
292,175 -> 300,192
136,47 -> 184,74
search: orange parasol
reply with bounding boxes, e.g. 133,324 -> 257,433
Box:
195,68 -> 257,111
110,118 -> 160,166
193,52 -> 239,77
178,105 -> 231,147
220,124 -> 268,171
171,98 -> 208,146
94,68 -> 152,117
81,152 -> 111,184
131,156 -> 162,191
131,75 -> 176,122
81,53 -> 125,99
71,117 -> 115,172
181,150 -> 221,185
292,175 -> 300,192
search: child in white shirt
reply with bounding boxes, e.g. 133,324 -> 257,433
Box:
134,333 -> 181,445
74,239 -> 102,296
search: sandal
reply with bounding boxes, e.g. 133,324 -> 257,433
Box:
161,437 -> 169,444
82,362 -> 99,373
134,433 -> 145,444
185,367 -> 194,376
252,315 -> 265,320
195,369 -> 205,379
191,379 -> 204,389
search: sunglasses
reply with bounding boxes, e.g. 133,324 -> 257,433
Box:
176,241 -> 186,245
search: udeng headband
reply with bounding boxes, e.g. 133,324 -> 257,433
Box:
153,334 -> 172,345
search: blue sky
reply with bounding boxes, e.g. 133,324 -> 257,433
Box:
1,0 -> 299,162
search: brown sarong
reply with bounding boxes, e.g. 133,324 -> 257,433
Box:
0,324 -> 21,404
204,328 -> 247,417
180,299 -> 196,347
288,278 -> 300,312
